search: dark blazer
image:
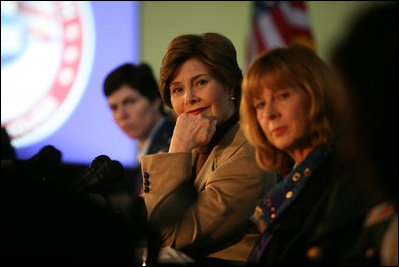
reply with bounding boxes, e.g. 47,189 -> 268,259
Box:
147,118 -> 175,155
253,152 -> 383,265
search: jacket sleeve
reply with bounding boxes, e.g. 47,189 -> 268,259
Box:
141,143 -> 276,252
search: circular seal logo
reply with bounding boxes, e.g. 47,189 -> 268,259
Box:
1,1 -> 95,148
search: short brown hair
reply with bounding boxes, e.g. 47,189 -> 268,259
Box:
159,33 -> 242,110
240,45 -> 334,172
103,63 -> 165,114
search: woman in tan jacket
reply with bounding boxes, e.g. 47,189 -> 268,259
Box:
140,33 -> 276,264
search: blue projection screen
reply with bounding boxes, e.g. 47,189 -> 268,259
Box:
1,1 -> 141,168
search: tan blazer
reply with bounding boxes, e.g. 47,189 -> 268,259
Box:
141,123 -> 277,262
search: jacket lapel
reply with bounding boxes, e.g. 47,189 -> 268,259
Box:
193,124 -> 244,190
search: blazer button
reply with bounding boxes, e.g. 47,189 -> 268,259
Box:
143,172 -> 149,179
285,191 -> 293,199
304,167 -> 311,177
307,246 -> 322,260
144,187 -> 150,193
364,247 -> 376,258
144,180 -> 150,186
292,172 -> 301,182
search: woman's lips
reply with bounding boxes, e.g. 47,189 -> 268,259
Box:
187,107 -> 207,115
272,126 -> 287,136
122,123 -> 134,132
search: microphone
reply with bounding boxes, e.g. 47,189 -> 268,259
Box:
72,155 -> 111,190
73,155 -> 124,193
89,155 -> 112,169
85,160 -> 124,189
21,145 -> 62,183
24,145 -> 62,169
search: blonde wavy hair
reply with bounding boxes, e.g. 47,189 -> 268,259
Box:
240,45 -> 334,172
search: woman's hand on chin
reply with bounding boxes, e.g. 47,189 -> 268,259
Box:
169,112 -> 217,153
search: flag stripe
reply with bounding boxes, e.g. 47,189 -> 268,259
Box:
270,5 -> 290,45
258,13 -> 285,49
282,2 -> 311,29
290,1 -> 306,9
290,26 -> 313,39
246,1 -> 314,68
253,22 -> 266,53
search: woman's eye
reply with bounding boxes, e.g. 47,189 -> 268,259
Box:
171,87 -> 182,94
277,92 -> 289,99
121,98 -> 137,106
254,102 -> 265,109
127,98 -> 137,104
196,79 -> 207,86
110,105 -> 117,112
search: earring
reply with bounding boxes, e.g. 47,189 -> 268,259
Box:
229,96 -> 236,101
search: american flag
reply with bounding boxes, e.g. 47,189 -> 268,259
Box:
246,1 -> 314,68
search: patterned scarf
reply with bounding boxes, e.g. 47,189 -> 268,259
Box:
249,143 -> 334,263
